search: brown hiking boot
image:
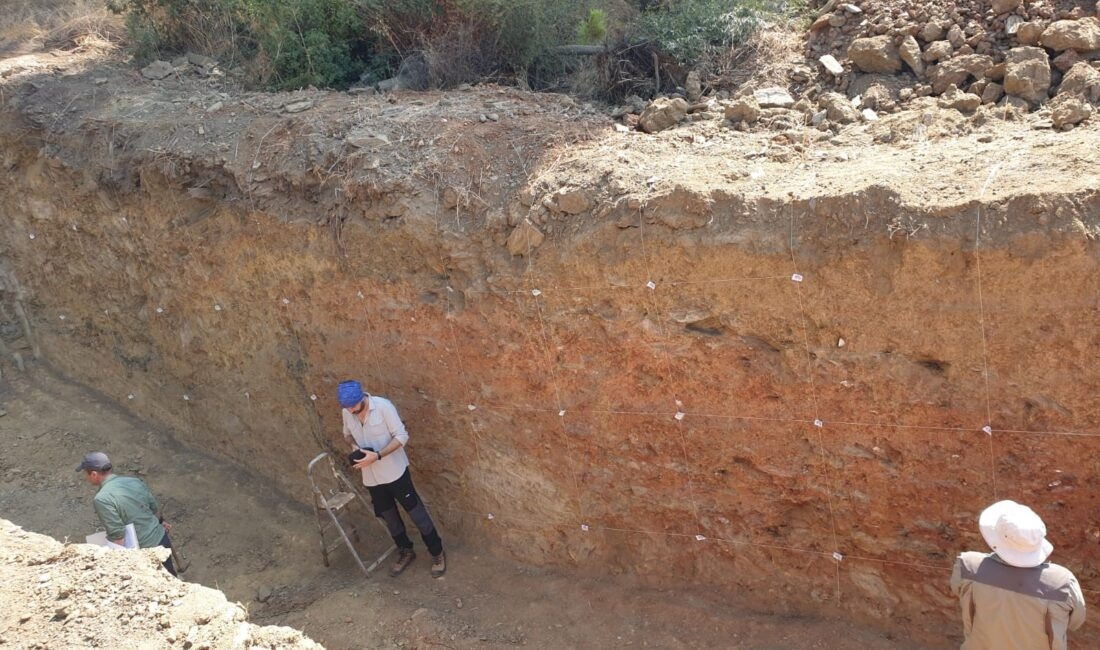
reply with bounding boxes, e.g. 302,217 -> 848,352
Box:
430,551 -> 447,578
389,548 -> 415,577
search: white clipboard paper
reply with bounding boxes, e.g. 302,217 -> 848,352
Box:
86,523 -> 139,550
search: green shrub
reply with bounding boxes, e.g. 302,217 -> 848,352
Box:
634,0 -> 805,61
259,0 -> 368,89
576,8 -> 608,45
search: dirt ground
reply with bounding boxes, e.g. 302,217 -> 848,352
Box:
0,365 -> 928,649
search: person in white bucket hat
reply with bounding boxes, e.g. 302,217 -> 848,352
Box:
950,500 -> 1085,650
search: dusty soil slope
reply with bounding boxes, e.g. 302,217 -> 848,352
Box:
0,368 -> 918,650
1,14 -> 1099,650
0,518 -> 321,650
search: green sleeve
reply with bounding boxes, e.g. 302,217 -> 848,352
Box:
93,495 -> 126,540
144,483 -> 160,515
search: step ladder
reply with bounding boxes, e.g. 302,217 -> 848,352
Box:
307,451 -> 396,577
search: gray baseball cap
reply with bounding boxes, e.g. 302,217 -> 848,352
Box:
75,451 -> 112,472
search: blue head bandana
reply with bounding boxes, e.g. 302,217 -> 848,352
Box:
337,380 -> 365,408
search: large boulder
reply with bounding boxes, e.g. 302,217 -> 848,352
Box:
928,54 -> 994,94
1040,18 -> 1100,51
992,0 -> 1021,13
638,97 -> 689,133
848,36 -> 902,73
1003,47 -> 1051,104
1057,62 -> 1100,103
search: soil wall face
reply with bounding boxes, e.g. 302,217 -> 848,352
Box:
2,78 -> 1099,643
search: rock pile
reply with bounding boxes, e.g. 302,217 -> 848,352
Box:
614,1 -> 1097,136
804,0 -> 1100,123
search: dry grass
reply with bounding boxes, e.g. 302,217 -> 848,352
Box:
709,26 -> 805,92
0,0 -> 124,54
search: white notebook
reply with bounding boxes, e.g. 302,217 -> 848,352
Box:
86,523 -> 138,550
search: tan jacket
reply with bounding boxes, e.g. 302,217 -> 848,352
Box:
950,552 -> 1086,650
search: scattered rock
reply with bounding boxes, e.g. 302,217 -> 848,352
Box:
947,24 -> 966,48
723,96 -> 762,124
140,61 -> 174,81
861,108 -> 879,121
1015,21 -> 1045,45
790,64 -> 813,82
1050,95 -> 1093,128
1057,62 -> 1100,103
981,82 -> 1005,104
920,22 -> 946,42
997,94 -> 1031,119
938,85 -> 982,112
282,100 -> 314,114
1040,18 -> 1100,52
992,0 -> 1021,14
1052,50 -> 1082,73
898,36 -> 925,77
819,92 -> 861,124
346,130 -> 391,149
819,54 -> 845,76
753,87 -> 795,108
255,587 -> 273,603
554,189 -> 592,215
1003,46 -> 1051,104
506,220 -> 545,256
848,36 -> 902,73
928,54 -> 994,94
685,71 -> 702,102
922,40 -> 954,63
638,97 -> 688,133
1005,15 -> 1024,36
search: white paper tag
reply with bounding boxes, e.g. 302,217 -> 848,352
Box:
791,273 -> 804,283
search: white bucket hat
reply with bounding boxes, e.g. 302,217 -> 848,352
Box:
979,500 -> 1054,568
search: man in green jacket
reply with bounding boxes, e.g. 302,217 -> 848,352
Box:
77,451 -> 177,576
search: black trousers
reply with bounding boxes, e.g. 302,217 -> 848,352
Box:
159,533 -> 177,576
366,467 -> 443,557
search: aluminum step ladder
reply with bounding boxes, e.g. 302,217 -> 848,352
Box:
307,451 -> 396,577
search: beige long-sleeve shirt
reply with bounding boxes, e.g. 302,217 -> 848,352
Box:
950,551 -> 1086,650
341,394 -> 410,487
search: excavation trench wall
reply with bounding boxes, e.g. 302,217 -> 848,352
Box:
2,70 -> 1099,644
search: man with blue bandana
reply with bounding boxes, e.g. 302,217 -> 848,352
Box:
338,380 -> 446,578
